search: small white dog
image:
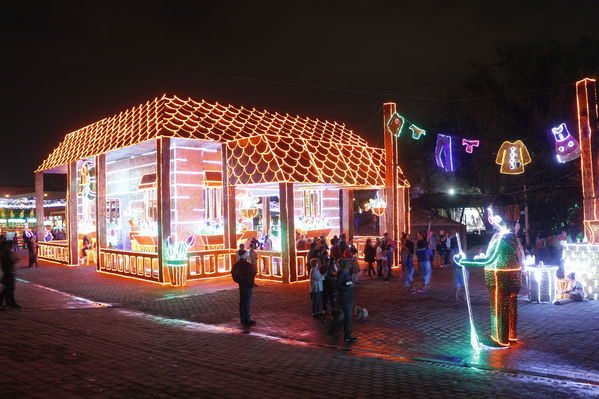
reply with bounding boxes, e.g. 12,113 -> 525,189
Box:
353,305 -> 369,321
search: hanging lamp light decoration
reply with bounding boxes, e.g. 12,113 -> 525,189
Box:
239,192 -> 259,220
369,192 -> 387,216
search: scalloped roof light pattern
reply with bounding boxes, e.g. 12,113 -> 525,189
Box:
37,95 -> 408,188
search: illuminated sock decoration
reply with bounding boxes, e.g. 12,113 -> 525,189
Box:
495,140 -> 531,174
551,123 -> 581,163
434,134 -> 454,172
462,139 -> 480,154
455,206 -> 522,346
386,112 -> 406,137
408,124 -> 426,140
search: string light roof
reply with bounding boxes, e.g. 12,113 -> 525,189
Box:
37,95 -> 408,187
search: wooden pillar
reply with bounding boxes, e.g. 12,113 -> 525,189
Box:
222,146 -> 237,249
341,189 -> 354,239
95,154 -> 107,270
34,171 -> 45,242
156,137 -> 171,283
279,182 -> 296,283
261,196 -> 271,235
576,78 -> 599,240
66,162 -> 79,265
383,102 -> 400,242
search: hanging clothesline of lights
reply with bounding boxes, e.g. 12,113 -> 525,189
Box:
386,112 -> 581,175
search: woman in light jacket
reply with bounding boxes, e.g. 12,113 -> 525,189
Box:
310,258 -> 325,317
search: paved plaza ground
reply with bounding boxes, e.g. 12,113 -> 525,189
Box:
1,250 -> 599,398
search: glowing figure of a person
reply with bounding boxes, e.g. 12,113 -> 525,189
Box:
454,203 -> 523,346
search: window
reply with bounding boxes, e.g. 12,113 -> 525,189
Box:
205,187 -> 222,220
303,190 -> 322,218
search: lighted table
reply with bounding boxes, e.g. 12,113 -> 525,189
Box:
525,264 -> 558,303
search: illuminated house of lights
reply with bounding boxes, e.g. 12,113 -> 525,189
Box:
35,96 -> 409,285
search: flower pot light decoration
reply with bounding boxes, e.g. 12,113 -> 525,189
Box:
164,235 -> 195,286
369,192 -> 387,216
239,192 -> 259,220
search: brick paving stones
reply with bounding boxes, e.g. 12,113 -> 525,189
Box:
3,252 -> 599,397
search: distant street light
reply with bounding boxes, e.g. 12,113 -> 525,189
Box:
448,188 -> 456,195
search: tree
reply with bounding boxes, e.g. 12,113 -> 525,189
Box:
412,37 -> 599,235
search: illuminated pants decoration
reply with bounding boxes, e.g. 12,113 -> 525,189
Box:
435,134 -> 454,172
484,269 -> 521,345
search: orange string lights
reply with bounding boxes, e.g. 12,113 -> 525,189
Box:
37,95 -> 405,189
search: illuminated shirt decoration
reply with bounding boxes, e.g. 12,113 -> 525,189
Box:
461,138 -> 480,154
408,124 -> 426,140
386,112 -> 406,137
551,123 -> 581,163
495,140 -> 531,174
434,134 -> 454,172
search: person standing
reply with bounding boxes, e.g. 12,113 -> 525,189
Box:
310,258 -> 325,317
438,230 -> 448,267
534,232 -> 546,263
385,235 -> 395,280
427,230 -> 437,265
415,240 -> 433,292
330,238 -> 342,262
11,233 -> 18,251
23,229 -> 35,267
375,238 -> 383,278
400,233 -> 415,292
231,249 -> 257,326
321,250 -> 337,312
363,238 -> 376,278
0,241 -> 20,310
337,258 -> 358,343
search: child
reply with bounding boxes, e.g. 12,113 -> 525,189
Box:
554,273 -> 585,305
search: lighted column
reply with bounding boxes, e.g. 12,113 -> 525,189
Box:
95,154 -> 106,270
34,171 -> 45,241
383,102 -> 400,241
341,189 -> 354,239
222,145 -> 236,249
157,137 -> 171,283
261,196 -> 271,235
577,78 -> 599,241
66,162 -> 78,265
279,182 -> 297,283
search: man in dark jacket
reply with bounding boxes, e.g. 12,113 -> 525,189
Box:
0,241 -> 20,309
232,249 -> 257,326
337,258 -> 358,343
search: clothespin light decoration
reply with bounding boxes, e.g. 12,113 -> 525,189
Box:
434,134 -> 454,172
462,139 -> 480,154
551,123 -> 581,163
369,192 -> 386,216
495,140 -> 531,175
386,112 -> 406,137
409,124 -> 426,140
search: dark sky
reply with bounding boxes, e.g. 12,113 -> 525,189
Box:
2,0 -> 598,186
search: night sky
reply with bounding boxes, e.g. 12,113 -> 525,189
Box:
2,0 -> 598,186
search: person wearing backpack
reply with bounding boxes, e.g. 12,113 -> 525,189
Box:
231,249 -> 257,326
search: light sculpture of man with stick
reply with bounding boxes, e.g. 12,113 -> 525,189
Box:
454,199 -> 523,347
